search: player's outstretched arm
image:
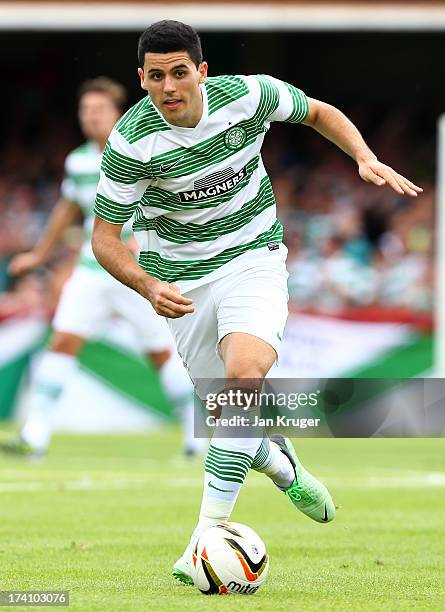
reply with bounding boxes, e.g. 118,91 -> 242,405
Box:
302,98 -> 423,198
92,216 -> 194,318
9,198 -> 82,276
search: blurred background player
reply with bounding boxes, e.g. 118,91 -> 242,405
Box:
1,77 -> 205,458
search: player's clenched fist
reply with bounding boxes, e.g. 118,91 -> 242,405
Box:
144,279 -> 194,319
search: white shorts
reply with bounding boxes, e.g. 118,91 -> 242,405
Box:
167,247 -> 289,399
53,266 -> 173,353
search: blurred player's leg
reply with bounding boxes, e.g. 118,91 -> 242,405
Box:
113,280 -> 207,456
1,268 -> 109,457
148,348 -> 207,456
19,334 -> 83,455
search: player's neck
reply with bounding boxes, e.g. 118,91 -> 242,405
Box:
186,93 -> 203,128
169,89 -> 204,129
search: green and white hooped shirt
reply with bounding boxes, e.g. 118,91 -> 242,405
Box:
61,140 -> 107,271
94,74 -> 309,289
61,141 -> 132,271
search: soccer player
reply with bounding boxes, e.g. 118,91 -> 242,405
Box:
3,77 -> 203,458
91,22 -> 422,584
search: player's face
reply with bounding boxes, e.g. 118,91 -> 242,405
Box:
138,51 -> 208,128
78,92 -> 120,143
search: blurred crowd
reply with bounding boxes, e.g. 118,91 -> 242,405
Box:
0,105 -> 435,321
265,107 -> 435,315
0,115 -> 80,319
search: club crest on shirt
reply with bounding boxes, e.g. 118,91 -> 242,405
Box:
224,126 -> 247,151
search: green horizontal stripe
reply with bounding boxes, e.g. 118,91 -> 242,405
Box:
94,193 -> 137,224
204,467 -> 244,484
205,456 -> 251,473
205,458 -> 250,477
139,220 -> 282,282
116,97 -> 147,131
205,459 -> 251,477
133,176 -> 274,244
117,97 -> 171,144
101,141 -> 150,184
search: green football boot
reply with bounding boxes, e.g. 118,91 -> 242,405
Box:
172,549 -> 194,586
270,434 -> 335,523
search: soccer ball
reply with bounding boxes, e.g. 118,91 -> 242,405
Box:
191,522 -> 269,595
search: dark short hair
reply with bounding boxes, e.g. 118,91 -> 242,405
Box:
138,20 -> 203,68
78,77 -> 127,112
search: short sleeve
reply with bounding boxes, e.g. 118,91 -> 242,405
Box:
256,74 -> 309,125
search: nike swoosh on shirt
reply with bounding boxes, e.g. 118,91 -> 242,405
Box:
160,157 -> 185,173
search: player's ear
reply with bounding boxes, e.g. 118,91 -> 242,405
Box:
138,68 -> 147,91
198,61 -> 208,84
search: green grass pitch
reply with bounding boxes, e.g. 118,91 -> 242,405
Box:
0,429 -> 444,611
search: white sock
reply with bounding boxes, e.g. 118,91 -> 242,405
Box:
20,351 -> 78,453
185,415 -> 263,553
159,353 -> 207,454
252,438 -> 295,489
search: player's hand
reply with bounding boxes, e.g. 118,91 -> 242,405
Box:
8,251 -> 45,276
358,160 -> 423,198
146,280 -> 194,318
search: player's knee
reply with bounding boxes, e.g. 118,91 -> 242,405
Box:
49,332 -> 84,356
220,333 -> 277,380
225,362 -> 265,381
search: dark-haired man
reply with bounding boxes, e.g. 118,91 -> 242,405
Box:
92,21 -> 422,585
4,77 -> 202,459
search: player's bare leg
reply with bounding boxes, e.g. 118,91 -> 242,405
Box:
220,331 -> 276,380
